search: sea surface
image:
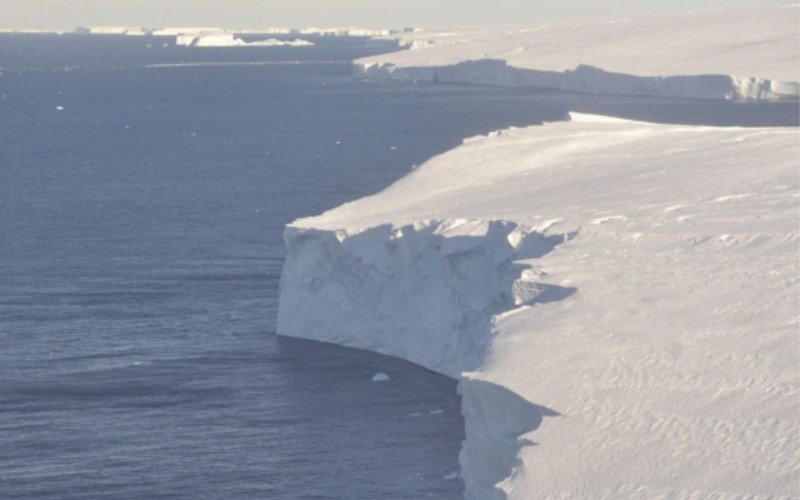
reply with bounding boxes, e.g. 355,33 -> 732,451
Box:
0,33 -> 551,499
1,34 -> 797,499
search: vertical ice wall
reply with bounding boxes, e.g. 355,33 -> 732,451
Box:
278,219 -> 574,498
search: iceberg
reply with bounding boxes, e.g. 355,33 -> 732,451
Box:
246,38 -> 314,47
176,33 -> 314,47
150,27 -> 220,36
83,25 -> 140,35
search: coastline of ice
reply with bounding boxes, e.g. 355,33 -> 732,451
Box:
353,5 -> 799,100
278,113 -> 799,497
356,60 -> 799,100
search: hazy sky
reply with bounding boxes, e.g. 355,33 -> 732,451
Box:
1,0 -> 788,30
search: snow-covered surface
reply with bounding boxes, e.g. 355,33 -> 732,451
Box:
355,5 -> 800,100
176,33 -> 313,47
278,114 -> 799,497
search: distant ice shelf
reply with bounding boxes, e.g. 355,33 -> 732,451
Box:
65,25 -> 414,38
353,4 -> 800,100
355,60 -> 799,100
176,33 -> 314,47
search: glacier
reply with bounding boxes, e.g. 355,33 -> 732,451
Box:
278,112 -> 799,498
354,5 -> 800,100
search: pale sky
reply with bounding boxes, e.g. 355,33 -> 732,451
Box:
1,0 -> 789,30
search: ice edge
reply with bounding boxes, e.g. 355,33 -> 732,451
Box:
353,59 -> 799,101
277,219 -> 575,498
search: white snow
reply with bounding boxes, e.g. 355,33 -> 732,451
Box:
278,113 -> 799,498
371,372 -> 390,382
176,33 -> 314,47
355,5 -> 799,100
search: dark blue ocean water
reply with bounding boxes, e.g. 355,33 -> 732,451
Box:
0,34 -> 568,499
0,34 -> 797,499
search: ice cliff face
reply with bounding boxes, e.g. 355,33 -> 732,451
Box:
278,220 -> 572,378
278,219 -> 574,498
355,60 -> 799,100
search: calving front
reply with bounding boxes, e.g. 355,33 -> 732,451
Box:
278,114 -> 799,498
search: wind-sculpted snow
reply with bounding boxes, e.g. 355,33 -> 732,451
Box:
355,5 -> 799,100
459,377 -> 560,500
278,114 -> 799,498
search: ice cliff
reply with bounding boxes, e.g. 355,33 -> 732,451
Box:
279,219 -> 573,379
356,60 -> 799,100
354,5 -> 800,100
278,114 -> 799,498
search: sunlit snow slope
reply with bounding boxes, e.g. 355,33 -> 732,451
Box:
355,5 -> 800,100
278,114 -> 799,498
